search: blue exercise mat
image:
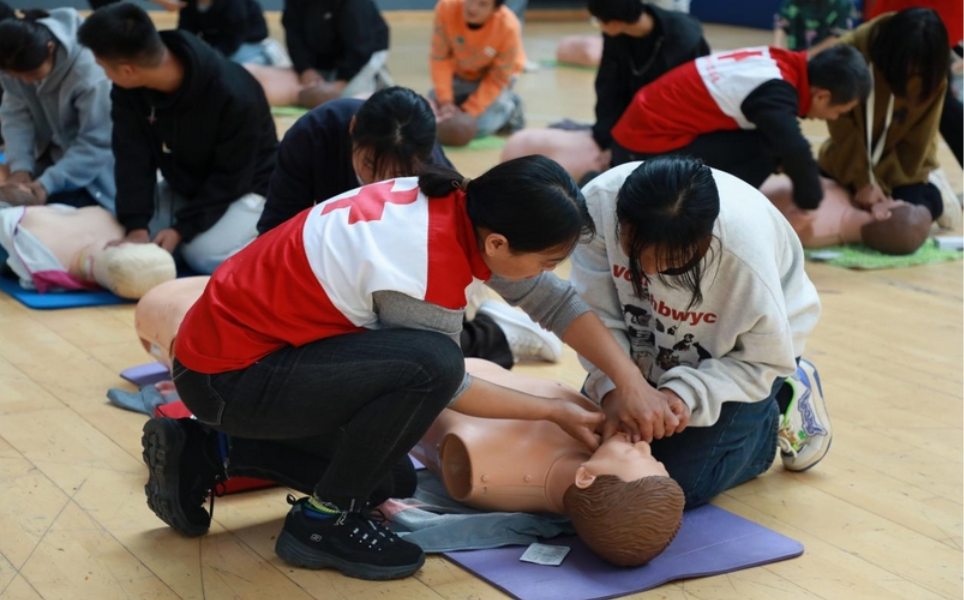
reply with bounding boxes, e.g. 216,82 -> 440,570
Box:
0,275 -> 131,309
445,504 -> 804,600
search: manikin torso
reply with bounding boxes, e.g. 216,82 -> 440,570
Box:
412,359 -> 600,515
761,175 -> 867,247
17,205 -> 124,278
413,409 -> 590,515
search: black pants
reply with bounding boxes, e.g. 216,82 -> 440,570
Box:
612,129 -> 776,189
460,313 -> 513,369
173,328 -> 464,511
893,182 -> 943,221
940,81 -> 963,167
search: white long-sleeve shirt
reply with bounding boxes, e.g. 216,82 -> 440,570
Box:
570,163 -> 821,427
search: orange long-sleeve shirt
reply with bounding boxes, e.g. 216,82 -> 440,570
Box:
430,0 -> 525,117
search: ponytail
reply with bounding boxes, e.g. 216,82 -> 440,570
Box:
419,156 -> 595,254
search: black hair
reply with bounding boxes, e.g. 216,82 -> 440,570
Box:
588,0 -> 644,24
77,3 -> 165,67
0,1 -> 16,23
352,87 -> 439,181
495,0 -> 506,6
807,44 -> 871,105
418,156 -> 595,254
616,156 -> 720,308
869,8 -> 949,102
0,10 -> 56,73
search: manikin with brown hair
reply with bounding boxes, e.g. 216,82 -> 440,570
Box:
134,278 -> 684,568
413,359 -> 685,567
761,175 -> 934,255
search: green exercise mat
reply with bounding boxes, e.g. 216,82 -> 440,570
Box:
270,106 -> 309,118
539,59 -> 598,72
442,135 -> 507,152
805,238 -> 963,269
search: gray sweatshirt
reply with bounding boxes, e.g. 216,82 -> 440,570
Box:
0,9 -> 115,210
570,164 -> 821,427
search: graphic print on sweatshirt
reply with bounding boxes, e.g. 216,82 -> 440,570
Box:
614,264 -> 715,385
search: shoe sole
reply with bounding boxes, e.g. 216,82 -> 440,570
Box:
142,418 -> 210,537
275,531 -> 425,580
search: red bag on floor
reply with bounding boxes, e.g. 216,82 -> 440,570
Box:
155,400 -> 275,495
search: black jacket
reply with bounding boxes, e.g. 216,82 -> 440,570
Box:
258,98 -> 452,234
592,5 -> 709,150
111,31 -> 278,241
282,0 -> 389,80
178,0 -> 269,58
741,80 -> 822,210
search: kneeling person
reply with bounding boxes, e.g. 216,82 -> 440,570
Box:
78,3 -> 278,274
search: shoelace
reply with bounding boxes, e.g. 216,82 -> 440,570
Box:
776,428 -> 799,457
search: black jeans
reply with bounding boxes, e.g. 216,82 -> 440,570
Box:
612,129 -> 776,189
173,328 -> 464,511
892,182 -> 943,221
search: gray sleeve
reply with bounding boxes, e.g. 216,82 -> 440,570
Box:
486,272 -> 591,338
371,290 -> 471,404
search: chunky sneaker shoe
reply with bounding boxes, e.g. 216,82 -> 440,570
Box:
778,358 -> 832,472
275,496 -> 425,580
141,417 -> 225,537
477,299 -> 563,363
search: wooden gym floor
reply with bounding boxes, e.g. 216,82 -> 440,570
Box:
0,12 -> 960,600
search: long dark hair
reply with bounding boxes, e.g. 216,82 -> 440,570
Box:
0,10 -> 55,73
869,8 -> 949,102
352,87 -> 438,181
616,157 -> 719,309
418,156 -> 595,254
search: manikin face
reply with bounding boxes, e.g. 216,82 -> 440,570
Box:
464,0 -> 498,26
581,432 -> 669,482
806,90 -> 859,121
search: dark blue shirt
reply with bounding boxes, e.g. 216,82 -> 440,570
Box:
258,98 -> 452,234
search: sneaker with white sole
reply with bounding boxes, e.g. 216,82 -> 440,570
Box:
777,358 -> 832,472
477,299 -> 563,363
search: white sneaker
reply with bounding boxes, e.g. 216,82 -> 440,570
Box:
476,300 -> 563,363
777,358 -> 832,472
931,169 -> 962,231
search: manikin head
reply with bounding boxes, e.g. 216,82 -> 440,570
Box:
77,3 -> 166,89
0,11 -> 58,84
562,433 -> 685,567
860,203 -> 933,255
88,243 -> 177,299
805,45 -> 871,121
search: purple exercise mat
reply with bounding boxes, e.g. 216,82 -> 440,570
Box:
120,362 -> 171,386
444,504 -> 803,600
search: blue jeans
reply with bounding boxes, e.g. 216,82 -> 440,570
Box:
650,377 -> 781,508
173,328 -> 465,511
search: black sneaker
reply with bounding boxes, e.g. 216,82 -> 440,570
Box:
141,417 -> 224,537
275,496 -> 425,580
